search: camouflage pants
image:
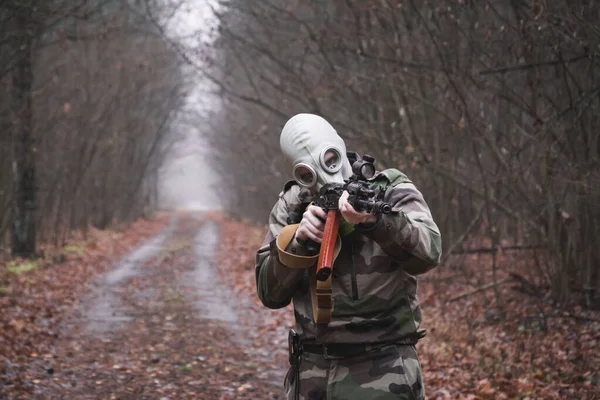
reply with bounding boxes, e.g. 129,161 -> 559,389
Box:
284,344 -> 424,400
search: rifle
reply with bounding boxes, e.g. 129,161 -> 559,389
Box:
281,153 -> 392,324
310,152 -> 392,282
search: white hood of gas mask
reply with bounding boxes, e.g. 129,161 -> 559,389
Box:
280,113 -> 352,192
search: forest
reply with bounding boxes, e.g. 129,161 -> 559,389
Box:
208,0 -> 600,306
1,1 -> 598,399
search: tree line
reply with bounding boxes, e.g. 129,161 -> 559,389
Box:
2,0 -> 598,307
202,0 -> 599,306
1,0 -> 185,257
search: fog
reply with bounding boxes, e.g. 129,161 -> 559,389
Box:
158,134 -> 221,211
158,0 -> 221,211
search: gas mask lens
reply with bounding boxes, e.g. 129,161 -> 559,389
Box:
320,147 -> 342,174
293,163 -> 317,187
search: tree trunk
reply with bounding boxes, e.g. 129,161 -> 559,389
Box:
11,10 -> 36,257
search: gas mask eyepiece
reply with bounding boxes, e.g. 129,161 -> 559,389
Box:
293,163 -> 317,188
292,146 -> 344,189
319,147 -> 343,174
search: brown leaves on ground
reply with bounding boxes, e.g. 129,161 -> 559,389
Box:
1,211 -> 598,399
209,212 -> 292,375
210,213 -> 600,400
0,214 -> 170,397
35,218 -> 281,399
1,213 -> 284,399
418,253 -> 600,400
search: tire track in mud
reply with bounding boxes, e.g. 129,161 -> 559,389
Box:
31,213 -> 284,400
77,217 -> 178,334
186,219 -> 287,386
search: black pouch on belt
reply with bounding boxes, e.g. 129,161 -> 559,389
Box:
287,328 -> 302,397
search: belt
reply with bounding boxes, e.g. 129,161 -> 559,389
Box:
302,337 -> 418,359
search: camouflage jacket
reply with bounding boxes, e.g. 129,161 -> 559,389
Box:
255,169 -> 442,345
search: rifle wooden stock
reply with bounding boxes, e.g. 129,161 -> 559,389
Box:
316,209 -> 341,281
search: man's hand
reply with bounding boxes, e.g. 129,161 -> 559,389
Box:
296,205 -> 327,243
339,191 -> 378,225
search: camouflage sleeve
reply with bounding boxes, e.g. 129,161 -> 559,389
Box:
255,186 -> 306,309
356,182 -> 442,275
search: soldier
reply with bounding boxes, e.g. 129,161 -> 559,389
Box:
255,113 -> 442,400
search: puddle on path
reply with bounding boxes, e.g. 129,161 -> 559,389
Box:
78,218 -> 177,334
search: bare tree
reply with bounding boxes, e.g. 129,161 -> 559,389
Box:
199,0 -> 600,305
0,0 -> 187,257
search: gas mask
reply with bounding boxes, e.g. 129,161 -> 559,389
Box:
280,114 -> 352,193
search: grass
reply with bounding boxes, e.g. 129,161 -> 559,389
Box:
6,259 -> 40,274
63,244 -> 85,256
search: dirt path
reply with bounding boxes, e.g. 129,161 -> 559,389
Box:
3,211 -> 597,399
23,214 -> 286,399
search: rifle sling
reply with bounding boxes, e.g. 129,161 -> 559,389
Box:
275,223 -> 342,324
276,224 -> 320,269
